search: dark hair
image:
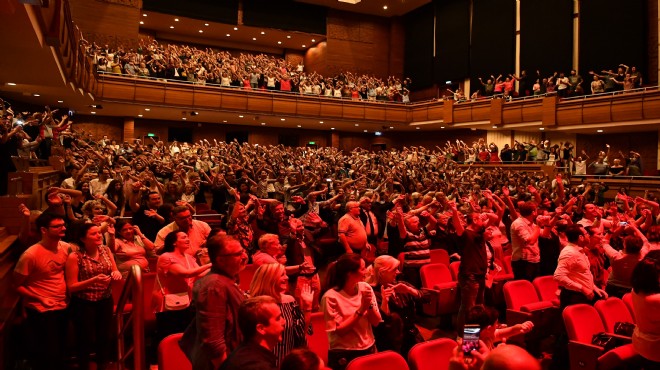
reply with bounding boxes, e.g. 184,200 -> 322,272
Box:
623,235 -> 643,254
467,304 -> 499,330
207,234 -> 238,262
35,212 -> 65,231
563,224 -> 584,243
76,223 -> 98,247
280,349 -> 322,370
115,219 -> 133,236
631,250 -> 660,295
160,230 -> 184,254
106,179 -> 125,208
518,201 -> 537,217
172,205 -> 189,216
238,296 -> 278,341
325,253 -> 363,291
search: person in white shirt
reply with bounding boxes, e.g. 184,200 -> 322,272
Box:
510,202 -> 540,281
155,206 -> 211,258
554,224 -> 608,309
89,168 -> 111,197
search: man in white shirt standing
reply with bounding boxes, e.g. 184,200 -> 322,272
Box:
89,168 -> 111,197
554,224 -> 608,309
510,201 -> 541,281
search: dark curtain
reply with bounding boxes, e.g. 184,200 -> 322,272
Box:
434,0 -> 471,84
142,0 -> 239,24
242,0 -> 327,35
404,3 -> 435,90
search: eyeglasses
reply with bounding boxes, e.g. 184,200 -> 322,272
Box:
219,249 -> 247,257
48,224 -> 66,229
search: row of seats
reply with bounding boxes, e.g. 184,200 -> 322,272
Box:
158,332 -> 458,370
563,297 -> 638,370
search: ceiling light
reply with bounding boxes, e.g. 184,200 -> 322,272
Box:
90,111 -> 96,114
441,126 -> 445,129
261,122 -> 266,126
319,121 -> 324,124
375,131 -> 382,136
142,13 -> 147,17
33,94 -> 40,97
226,34 -> 230,37
204,23 -> 209,26
6,82 -> 16,86
302,45 -> 306,48
223,120 -> 227,123
182,117 -> 186,120
199,30 -> 203,33
138,114 -> 143,117
331,127 -> 335,130
416,127 -> 420,130
354,123 -> 359,126
338,0 -> 361,3
170,26 -> 174,29
297,125 -> 302,128
539,127 -> 544,131
312,39 -> 316,42
252,37 -> 257,41
57,100 -> 64,103
277,41 -> 282,44
389,126 -> 394,129
174,18 -> 179,22
287,35 -> 291,39
239,115 -> 244,118
261,31 -> 265,35
234,27 -> 238,31
145,108 -> 150,111
281,118 -> 286,121
492,125 -> 497,128
363,129 -> 368,132
139,21 -> 144,25
597,129 -> 603,133
383,5 -> 388,10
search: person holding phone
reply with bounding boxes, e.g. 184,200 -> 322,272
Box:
366,255 -> 428,358
321,253 -> 382,370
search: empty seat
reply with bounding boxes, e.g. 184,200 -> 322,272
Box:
449,261 -> 460,281
408,338 -> 456,370
595,297 -> 635,334
158,333 -> 191,370
621,293 -> 635,321
346,350 -> 409,370
563,304 -> 638,370
419,263 -> 458,316
306,312 -> 329,364
504,280 -> 553,313
503,279 -> 557,350
533,275 -> 560,307
429,249 -> 450,266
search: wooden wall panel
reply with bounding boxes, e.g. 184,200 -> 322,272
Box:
502,104 -> 523,124
643,95 -> 660,118
412,107 -> 430,122
556,105 -> 582,126
577,131 -> 658,175
272,99 -> 297,115
165,89 -> 194,106
69,0 -> 140,48
343,105 -> 364,120
582,101 -> 611,124
454,106 -> 474,123
320,102 -> 342,117
220,95 -> 248,111
246,95 -> 273,113
100,82 -> 135,101
611,99 -> 644,122
194,91 -> 222,109
385,109 -> 407,123
134,85 -> 165,104
297,101 -> 322,116
364,106 -> 386,121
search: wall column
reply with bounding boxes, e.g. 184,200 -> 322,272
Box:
331,132 -> 339,148
514,0 -> 521,91
123,117 -> 135,143
572,0 -> 580,70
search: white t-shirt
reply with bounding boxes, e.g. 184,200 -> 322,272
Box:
321,281 -> 378,350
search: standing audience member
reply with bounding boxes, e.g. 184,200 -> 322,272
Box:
111,219 -> 155,276
321,253 -> 382,370
13,213 -> 71,370
249,263 -> 313,366
338,201 -> 368,255
510,201 -> 541,281
630,250 -> 660,368
65,223 -> 122,370
155,205 -> 211,257
180,235 -> 248,370
219,296 -> 285,370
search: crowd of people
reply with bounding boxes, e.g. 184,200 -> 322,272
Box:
86,38 -> 413,103
3,99 -> 660,370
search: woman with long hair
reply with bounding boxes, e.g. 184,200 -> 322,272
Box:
366,255 -> 427,358
110,219 -> 155,276
152,230 -> 211,338
65,223 -> 122,370
250,263 -> 313,366
321,253 -> 381,370
630,250 -> 660,367
104,179 -> 126,217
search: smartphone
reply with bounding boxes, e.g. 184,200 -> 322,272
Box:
462,324 -> 481,356
618,222 -> 628,227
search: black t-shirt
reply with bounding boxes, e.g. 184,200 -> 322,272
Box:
220,343 -> 277,370
132,205 -> 164,242
457,229 -> 487,277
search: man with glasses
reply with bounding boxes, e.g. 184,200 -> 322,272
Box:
180,235 -> 248,370
155,205 -> 211,257
13,213 -> 72,370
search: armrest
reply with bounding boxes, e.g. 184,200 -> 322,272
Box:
520,300 -> 554,312
568,340 -> 604,370
506,309 -> 532,326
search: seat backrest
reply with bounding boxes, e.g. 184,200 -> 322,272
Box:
408,338 -> 456,370
306,312 -> 329,364
430,249 -> 450,266
346,350 -> 409,370
533,275 -> 559,302
420,263 -> 453,288
503,280 -> 540,310
158,333 -> 191,370
621,293 -> 635,321
595,297 -> 635,332
238,264 -> 257,292
563,304 -> 606,344
502,255 -> 513,274
449,261 -> 460,280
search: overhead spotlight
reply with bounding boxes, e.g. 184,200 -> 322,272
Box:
287,35 -> 291,39
90,104 -> 103,109
363,129 -> 368,133
234,27 -> 238,30
261,31 -> 265,35
6,82 -> 16,86
174,18 -> 179,22
312,39 -> 316,42
252,37 -> 257,41
281,118 -> 286,121
57,100 -> 64,103
597,129 -> 603,133
139,21 -> 144,25
239,115 -> 244,118
354,123 -> 359,127
190,111 -> 199,116
539,127 -> 544,131
416,127 -> 420,130
204,23 -> 209,26
297,125 -> 302,128
277,41 -> 282,44
199,30 -> 203,33
145,108 -> 151,111
331,127 -> 335,130
261,122 -> 266,126
170,26 -> 174,29
90,111 -> 96,115
375,131 -> 382,136
182,117 -> 187,120
383,5 -> 388,10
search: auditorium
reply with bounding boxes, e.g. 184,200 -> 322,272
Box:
1,1 -> 659,370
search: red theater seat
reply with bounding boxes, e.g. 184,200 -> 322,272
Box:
419,263 -> 458,316
533,275 -> 560,307
158,333 -> 191,370
408,337 -> 456,370
306,312 -> 329,364
594,297 -> 635,334
346,350 -> 409,370
429,248 -> 450,266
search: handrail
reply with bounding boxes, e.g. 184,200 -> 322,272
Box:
115,265 -> 146,370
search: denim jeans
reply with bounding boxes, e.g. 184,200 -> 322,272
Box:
457,273 -> 485,336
